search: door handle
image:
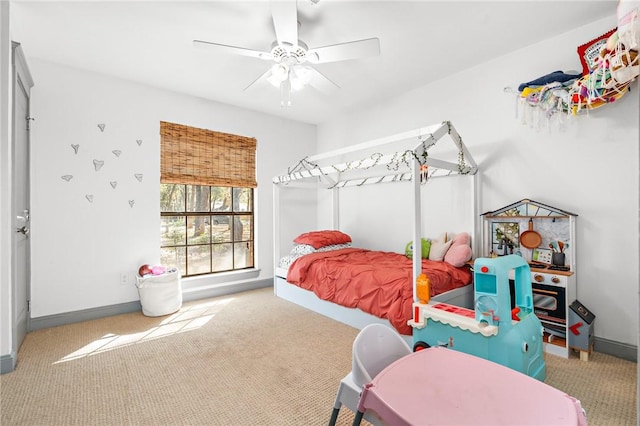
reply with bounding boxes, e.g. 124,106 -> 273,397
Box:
17,210 -> 29,223
16,226 -> 29,236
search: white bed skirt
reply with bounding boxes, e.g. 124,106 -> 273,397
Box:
273,271 -> 474,342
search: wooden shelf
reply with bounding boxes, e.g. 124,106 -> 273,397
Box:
530,266 -> 573,276
543,333 -> 566,348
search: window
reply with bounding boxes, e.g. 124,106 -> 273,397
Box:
159,121 -> 257,277
160,185 -> 254,276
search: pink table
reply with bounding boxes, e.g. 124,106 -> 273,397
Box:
354,346 -> 587,426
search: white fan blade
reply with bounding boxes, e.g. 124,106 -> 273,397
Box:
270,0 -> 298,48
307,38 -> 380,64
243,68 -> 273,92
307,65 -> 340,93
193,40 -> 272,61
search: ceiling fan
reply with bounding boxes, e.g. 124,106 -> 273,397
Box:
193,0 -> 380,107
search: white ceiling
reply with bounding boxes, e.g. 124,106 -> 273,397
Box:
11,1 -> 616,125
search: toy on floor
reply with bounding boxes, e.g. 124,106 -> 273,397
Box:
408,255 -> 546,380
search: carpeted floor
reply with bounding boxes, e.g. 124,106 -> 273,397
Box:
1,287 -> 637,425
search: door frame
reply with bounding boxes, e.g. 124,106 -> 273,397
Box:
6,41 -> 33,373
0,1 -> 12,374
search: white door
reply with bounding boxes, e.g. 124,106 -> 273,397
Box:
12,42 -> 32,359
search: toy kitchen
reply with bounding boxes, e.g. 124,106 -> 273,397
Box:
481,199 -> 592,360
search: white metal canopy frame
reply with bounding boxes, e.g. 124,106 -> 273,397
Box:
273,121 -> 477,188
272,121 -> 479,301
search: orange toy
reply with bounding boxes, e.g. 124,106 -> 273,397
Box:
416,273 -> 430,304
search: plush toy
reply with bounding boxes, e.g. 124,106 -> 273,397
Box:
617,1 -> 639,51
598,29 -> 639,85
138,264 -> 153,277
405,238 -> 431,260
151,265 -> 166,275
444,232 -> 473,267
138,264 -> 167,277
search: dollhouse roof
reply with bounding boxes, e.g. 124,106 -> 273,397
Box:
481,199 -> 577,218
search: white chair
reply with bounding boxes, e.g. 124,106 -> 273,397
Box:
328,323 -> 412,426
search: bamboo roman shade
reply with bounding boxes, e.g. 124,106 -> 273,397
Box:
160,121 -> 257,188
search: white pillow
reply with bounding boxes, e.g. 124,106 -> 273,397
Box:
429,239 -> 453,261
290,244 -> 316,255
317,242 -> 352,252
278,255 -> 297,268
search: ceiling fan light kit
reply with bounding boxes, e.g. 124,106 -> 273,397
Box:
269,64 -> 289,85
193,0 -> 381,107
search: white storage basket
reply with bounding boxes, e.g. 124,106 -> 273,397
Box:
136,268 -> 182,317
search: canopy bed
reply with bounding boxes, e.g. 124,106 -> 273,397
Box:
272,121 -> 479,335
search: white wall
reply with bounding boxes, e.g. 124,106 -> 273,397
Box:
333,174 -> 476,253
274,186 -> 318,259
318,16 -> 639,347
26,59 -> 316,318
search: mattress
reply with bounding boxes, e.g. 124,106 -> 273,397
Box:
282,248 -> 472,335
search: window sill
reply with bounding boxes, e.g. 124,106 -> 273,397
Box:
181,268 -> 261,290
180,269 -> 267,303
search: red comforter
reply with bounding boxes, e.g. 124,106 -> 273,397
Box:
286,248 -> 472,335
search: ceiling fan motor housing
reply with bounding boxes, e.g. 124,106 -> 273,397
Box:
270,40 -> 310,64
